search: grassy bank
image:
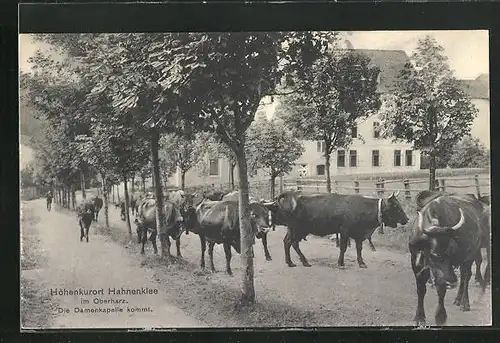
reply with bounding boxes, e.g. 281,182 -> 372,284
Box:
20,203 -> 53,329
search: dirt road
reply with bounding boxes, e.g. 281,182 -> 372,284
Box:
21,198 -> 492,328
20,199 -> 202,329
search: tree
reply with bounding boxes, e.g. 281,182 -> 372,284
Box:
20,164 -> 36,188
252,118 -> 304,199
277,48 -> 381,192
159,133 -> 208,190
447,136 -> 489,168
378,36 -> 479,190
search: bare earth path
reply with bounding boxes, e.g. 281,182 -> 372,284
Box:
21,199 -> 202,329
21,196 -> 492,328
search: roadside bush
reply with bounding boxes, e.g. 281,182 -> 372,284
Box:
447,136 -> 490,168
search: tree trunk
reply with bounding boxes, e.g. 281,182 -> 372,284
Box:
141,176 -> 146,193
429,154 -> 437,191
112,184 -> 115,204
235,141 -> 255,304
150,129 -> 169,258
101,175 -> 110,228
279,175 -> 284,195
71,186 -> 76,209
181,171 -> 186,190
230,163 -> 236,190
80,170 -> 86,200
131,174 -> 135,194
123,173 -> 133,238
117,185 -> 120,203
325,153 -> 332,193
270,168 -> 276,200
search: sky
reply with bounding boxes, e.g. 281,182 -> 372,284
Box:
19,30 -> 489,79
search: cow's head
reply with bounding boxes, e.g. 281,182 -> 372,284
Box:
382,191 -> 409,227
418,207 -> 465,285
276,191 -> 300,215
249,202 -> 273,238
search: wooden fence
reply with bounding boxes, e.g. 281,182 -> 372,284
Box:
283,174 -> 490,200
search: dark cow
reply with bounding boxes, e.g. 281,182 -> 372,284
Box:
421,192 -> 490,289
92,196 -> 103,222
76,201 -> 95,243
272,190 -> 409,268
133,198 -> 184,256
409,192 -> 488,326
183,199 -> 273,275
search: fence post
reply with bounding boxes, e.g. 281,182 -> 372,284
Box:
434,179 -> 440,192
404,179 -> 411,200
296,179 -> 302,191
354,178 -> 359,194
439,179 -> 446,193
377,178 -> 385,197
475,174 -> 481,197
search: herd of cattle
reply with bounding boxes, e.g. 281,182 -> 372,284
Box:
74,187 -> 491,326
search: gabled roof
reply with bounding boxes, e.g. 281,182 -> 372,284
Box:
458,74 -> 489,99
352,49 -> 411,93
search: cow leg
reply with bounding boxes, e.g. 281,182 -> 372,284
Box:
283,230 -> 296,267
474,250 -> 485,289
200,235 -> 206,269
208,241 -> 216,272
79,221 -> 84,242
458,261 -> 473,311
291,241 -> 310,267
347,238 -> 351,247
434,284 -> 448,325
261,232 -> 272,261
411,253 -> 430,326
368,237 -> 376,252
175,237 -> 182,258
337,232 -> 349,267
335,233 -> 340,248
453,267 -> 465,306
85,226 -> 89,243
151,230 -> 158,255
223,242 -> 232,276
355,239 -> 367,268
139,230 -> 146,254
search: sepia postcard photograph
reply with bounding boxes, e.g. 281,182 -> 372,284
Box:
19,29 -> 491,330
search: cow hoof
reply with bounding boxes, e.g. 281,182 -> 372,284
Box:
460,304 -> 470,312
358,263 -> 367,268
371,248 -> 376,252
266,256 -> 272,261
227,271 -> 233,276
287,262 -> 297,268
140,251 -> 145,255
302,262 -> 312,267
435,312 -> 447,326
453,298 -> 461,306
414,316 -> 426,327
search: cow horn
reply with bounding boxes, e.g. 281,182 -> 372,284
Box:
394,191 -> 400,197
262,201 -> 276,206
451,208 -> 465,230
417,211 -> 423,231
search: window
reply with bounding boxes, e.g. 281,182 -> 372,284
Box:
317,141 -> 325,153
316,164 -> 326,176
372,150 -> 380,167
209,159 -> 219,176
351,124 -> 358,138
337,150 -> 345,167
405,150 -> 413,166
394,150 -> 401,167
373,122 -> 381,139
349,150 -> 357,167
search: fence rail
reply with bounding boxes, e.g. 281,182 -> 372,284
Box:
282,173 -> 490,200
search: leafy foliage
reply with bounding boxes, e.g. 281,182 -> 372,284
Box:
378,36 -> 479,189
447,136 -> 490,168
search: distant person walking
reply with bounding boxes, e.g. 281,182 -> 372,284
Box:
46,190 -> 53,211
